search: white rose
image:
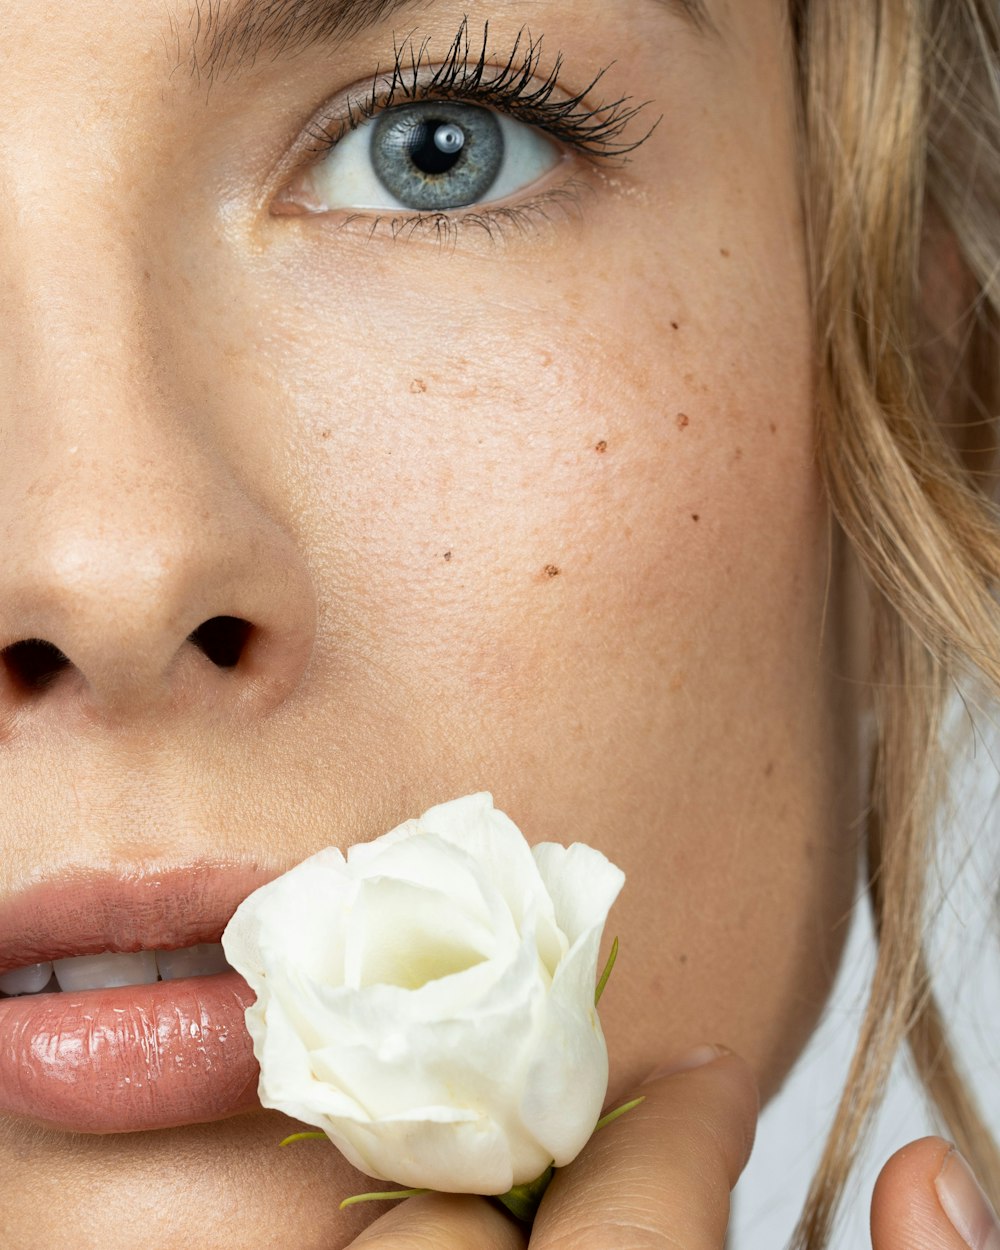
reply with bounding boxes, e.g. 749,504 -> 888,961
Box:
221,792 -> 625,1195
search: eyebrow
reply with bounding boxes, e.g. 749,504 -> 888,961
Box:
181,0 -> 713,88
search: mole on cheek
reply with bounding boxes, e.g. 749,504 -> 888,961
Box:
544,565 -> 561,579
595,440 -> 608,454
676,413 -> 690,430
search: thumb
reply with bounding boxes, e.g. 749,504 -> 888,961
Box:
872,1137 -> 1000,1250
529,1044 -> 759,1250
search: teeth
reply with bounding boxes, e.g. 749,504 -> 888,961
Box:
54,950 -> 159,992
0,961 -> 54,996
155,943 -> 229,981
0,942 -> 232,996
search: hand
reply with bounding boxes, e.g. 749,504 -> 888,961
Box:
346,1043 -> 759,1250
343,1048 -> 1000,1250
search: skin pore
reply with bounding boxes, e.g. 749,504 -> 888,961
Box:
0,0 -> 864,1246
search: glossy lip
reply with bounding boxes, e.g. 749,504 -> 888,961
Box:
0,862 -> 280,1134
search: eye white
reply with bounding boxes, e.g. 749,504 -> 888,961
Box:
303,108 -> 564,213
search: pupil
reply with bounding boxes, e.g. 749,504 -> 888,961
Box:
406,120 -> 466,176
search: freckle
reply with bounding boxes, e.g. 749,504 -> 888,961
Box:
321,430 -> 331,440
720,247 -> 731,258
732,447 -> 743,463
444,551 -> 452,562
410,378 -> 428,394
676,413 -> 690,430
764,760 -> 775,778
670,321 -> 679,331
679,953 -> 688,965
544,564 -> 561,579
595,440 -> 608,453
691,514 -> 700,523
769,422 -> 778,434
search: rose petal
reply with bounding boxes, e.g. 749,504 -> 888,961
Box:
335,1108 -> 519,1193
531,842 -> 625,946
348,832 -> 520,959
414,794 -> 558,935
516,928 -> 611,1166
344,876 -> 497,990
223,846 -> 356,987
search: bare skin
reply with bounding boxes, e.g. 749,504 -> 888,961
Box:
0,0 -> 982,1246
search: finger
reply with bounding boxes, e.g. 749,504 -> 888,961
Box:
530,1044 -> 759,1250
348,1191 -> 528,1250
872,1136 -> 1000,1250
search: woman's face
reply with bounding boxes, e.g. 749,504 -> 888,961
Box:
0,0 -> 863,1244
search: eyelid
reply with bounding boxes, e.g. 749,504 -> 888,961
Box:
272,22 -> 657,189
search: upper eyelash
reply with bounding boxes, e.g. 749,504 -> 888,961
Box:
300,17 -> 660,164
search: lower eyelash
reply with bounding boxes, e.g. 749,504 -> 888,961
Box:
332,179 -> 592,249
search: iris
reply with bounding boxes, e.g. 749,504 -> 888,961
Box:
371,102 -> 504,210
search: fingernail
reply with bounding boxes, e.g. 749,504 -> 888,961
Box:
935,1148 -> 1000,1250
642,1044 -> 731,1084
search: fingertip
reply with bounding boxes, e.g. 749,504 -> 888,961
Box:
641,1043 -> 732,1083
639,1045 -> 759,1119
871,1136 -> 958,1250
873,1136 -> 955,1200
633,1045 -> 759,1185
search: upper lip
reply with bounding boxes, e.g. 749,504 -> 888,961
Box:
0,861 -> 280,977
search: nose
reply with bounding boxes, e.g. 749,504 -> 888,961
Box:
0,317 -> 316,740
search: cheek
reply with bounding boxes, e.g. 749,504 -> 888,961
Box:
164,214 -> 826,771
161,183 -> 848,1101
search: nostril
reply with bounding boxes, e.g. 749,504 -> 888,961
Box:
1,639 -> 72,692
186,616 -> 253,669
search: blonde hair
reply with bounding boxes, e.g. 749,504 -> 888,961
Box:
791,1 -> 1000,1246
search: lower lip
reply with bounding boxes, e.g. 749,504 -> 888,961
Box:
0,971 -> 260,1133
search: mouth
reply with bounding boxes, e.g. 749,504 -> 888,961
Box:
0,863 -> 278,1135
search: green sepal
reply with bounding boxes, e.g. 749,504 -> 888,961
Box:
492,1163 -> 556,1224
339,1189 -> 428,1210
594,936 -> 619,1005
595,1095 -> 645,1131
279,1132 -> 328,1148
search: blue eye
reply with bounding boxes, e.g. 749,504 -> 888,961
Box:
300,100 -> 564,215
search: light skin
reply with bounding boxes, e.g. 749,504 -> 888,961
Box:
0,0 -> 980,1246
